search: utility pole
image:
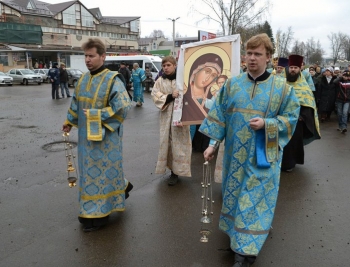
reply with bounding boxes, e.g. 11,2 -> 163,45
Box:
167,17 -> 180,57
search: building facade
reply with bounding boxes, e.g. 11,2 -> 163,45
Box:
138,36 -> 199,58
0,0 -> 141,70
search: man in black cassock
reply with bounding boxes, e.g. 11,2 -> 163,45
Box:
282,55 -> 321,172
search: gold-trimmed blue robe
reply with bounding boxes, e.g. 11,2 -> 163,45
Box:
302,69 -> 316,92
199,73 -> 300,256
287,73 -> 320,145
130,68 -> 146,103
65,69 -> 131,219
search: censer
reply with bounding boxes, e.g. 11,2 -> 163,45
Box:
199,161 -> 214,243
63,132 -> 78,187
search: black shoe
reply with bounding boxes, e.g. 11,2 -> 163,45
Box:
342,128 -> 347,133
67,95 -> 72,97
168,173 -> 179,186
125,182 -> 133,199
233,254 -> 251,267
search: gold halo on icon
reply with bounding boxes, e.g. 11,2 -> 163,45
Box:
183,45 -> 231,94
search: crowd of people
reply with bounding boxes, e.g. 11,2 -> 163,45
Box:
60,34 -> 343,267
269,56 -> 350,134
309,64 -> 350,132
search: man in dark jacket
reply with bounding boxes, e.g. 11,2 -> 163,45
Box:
48,62 -> 60,99
118,61 -> 132,100
317,67 -> 337,122
59,63 -> 71,98
334,70 -> 350,133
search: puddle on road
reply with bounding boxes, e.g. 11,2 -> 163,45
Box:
42,141 -> 77,152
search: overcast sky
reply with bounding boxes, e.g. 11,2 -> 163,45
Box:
44,0 -> 350,57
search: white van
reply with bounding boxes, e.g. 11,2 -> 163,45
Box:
104,55 -> 162,80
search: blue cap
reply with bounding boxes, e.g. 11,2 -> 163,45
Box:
277,57 -> 289,67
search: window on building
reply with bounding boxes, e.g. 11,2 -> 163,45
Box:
0,53 -> 8,66
153,43 -> 157,49
81,6 -> 94,27
63,5 -> 76,26
27,1 -> 34,10
130,20 -> 139,32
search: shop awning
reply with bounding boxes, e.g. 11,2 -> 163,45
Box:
149,49 -> 171,57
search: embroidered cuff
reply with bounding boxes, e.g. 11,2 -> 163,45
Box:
209,139 -> 220,150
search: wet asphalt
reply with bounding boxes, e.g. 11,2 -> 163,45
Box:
0,83 -> 349,267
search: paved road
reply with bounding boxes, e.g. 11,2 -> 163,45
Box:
0,83 -> 349,267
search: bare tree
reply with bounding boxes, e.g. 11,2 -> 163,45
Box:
328,32 -> 348,65
237,24 -> 262,46
275,27 -> 294,57
280,35 -> 324,64
341,35 -> 350,61
304,38 -> 325,65
291,40 -> 303,55
309,40 -> 324,65
148,30 -> 165,38
304,38 -> 316,64
193,0 -> 271,36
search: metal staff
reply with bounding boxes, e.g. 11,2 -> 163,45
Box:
199,161 -> 214,242
63,132 -> 78,187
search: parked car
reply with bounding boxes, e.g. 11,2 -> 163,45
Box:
33,69 -> 49,83
0,71 -> 13,86
7,69 -> 43,85
67,69 -> 83,87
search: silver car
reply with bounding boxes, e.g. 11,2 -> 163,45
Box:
7,69 -> 43,85
33,69 -> 50,83
0,71 -> 13,86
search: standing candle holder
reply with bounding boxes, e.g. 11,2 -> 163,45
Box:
63,132 -> 78,188
199,161 -> 214,243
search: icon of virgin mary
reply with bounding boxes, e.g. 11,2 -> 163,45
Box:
182,53 -> 223,124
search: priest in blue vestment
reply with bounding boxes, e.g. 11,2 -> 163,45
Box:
130,63 -> 146,107
62,38 -> 132,232
281,54 -> 321,172
200,34 -> 300,267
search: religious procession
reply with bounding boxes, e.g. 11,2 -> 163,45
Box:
53,29 -> 345,267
